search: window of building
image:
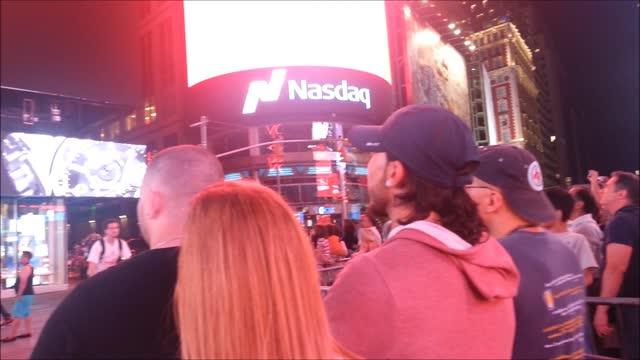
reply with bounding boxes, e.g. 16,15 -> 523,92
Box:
496,86 -> 507,98
498,99 -> 508,113
125,112 -> 137,131
477,129 -> 487,142
109,121 -> 120,139
144,104 -> 157,124
499,114 -> 509,127
494,56 -> 504,68
502,130 -> 511,142
476,115 -> 485,127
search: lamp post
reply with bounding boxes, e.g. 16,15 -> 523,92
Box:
189,116 -> 210,150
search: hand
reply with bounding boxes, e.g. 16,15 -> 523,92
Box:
593,307 -> 613,337
588,170 -> 599,183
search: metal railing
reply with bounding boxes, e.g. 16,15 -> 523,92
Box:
583,297 -> 639,360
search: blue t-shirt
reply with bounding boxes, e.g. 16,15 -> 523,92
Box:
501,230 -> 586,359
603,205 -> 639,298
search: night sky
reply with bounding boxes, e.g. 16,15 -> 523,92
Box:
1,1 -> 638,176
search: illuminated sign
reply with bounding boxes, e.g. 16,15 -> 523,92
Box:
243,69 -> 373,114
184,1 -> 391,87
184,1 -> 392,125
1,132 -> 146,197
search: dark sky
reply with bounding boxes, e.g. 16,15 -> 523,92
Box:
1,0 -> 140,104
1,1 -> 638,174
537,0 -> 639,175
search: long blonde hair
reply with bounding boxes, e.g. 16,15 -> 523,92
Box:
176,181 -> 339,359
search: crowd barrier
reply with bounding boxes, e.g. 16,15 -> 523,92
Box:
585,296 -> 640,360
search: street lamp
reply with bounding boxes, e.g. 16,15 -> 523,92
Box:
454,29 -> 461,35
464,40 -> 471,46
469,44 -> 476,51
448,23 -> 456,29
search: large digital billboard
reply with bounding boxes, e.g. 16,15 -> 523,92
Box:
1,132 -> 146,197
184,1 -> 391,87
405,17 -> 471,124
183,1 -> 394,126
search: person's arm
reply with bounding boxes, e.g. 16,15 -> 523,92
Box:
594,243 -> 633,336
583,269 -> 594,287
121,240 -> 132,260
16,266 -> 30,297
575,235 -> 599,286
588,170 -> 603,204
86,242 -> 100,277
324,256 -> 394,359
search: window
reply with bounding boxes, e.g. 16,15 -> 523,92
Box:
498,99 -> 508,113
502,130 -> 511,142
125,113 -> 137,131
109,121 -> 121,139
499,114 -> 509,127
496,86 -> 507,98
144,104 -> 157,124
476,115 -> 485,127
494,57 -> 504,68
477,129 -> 487,142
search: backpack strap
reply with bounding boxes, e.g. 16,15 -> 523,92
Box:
99,238 -> 105,262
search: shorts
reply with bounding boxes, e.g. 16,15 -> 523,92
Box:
12,295 -> 34,318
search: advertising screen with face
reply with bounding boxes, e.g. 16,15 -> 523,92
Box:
1,132 -> 147,197
405,16 -> 471,124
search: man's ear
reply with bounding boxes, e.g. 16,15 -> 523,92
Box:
486,190 -> 506,214
148,190 -> 165,220
386,160 -> 407,189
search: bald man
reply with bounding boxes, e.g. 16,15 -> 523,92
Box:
32,146 -> 223,359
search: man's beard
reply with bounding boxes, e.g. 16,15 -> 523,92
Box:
367,180 -> 389,218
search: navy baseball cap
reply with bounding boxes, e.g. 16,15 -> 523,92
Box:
474,144 -> 555,224
348,104 -> 479,187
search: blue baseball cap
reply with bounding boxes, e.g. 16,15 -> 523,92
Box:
474,144 -> 555,224
348,104 -> 479,187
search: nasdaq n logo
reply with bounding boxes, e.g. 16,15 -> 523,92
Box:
242,69 -> 287,114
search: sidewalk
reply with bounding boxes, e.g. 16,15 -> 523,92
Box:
1,287 -> 74,360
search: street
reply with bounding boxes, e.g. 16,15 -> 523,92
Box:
1,290 -> 70,360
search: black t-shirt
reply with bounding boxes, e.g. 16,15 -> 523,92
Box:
31,247 -> 180,359
604,205 -> 639,298
501,231 -> 586,360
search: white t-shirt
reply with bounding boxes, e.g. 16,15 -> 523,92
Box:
357,227 -> 382,246
552,232 -> 599,271
87,238 -> 132,273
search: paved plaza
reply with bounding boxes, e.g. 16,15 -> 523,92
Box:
1,290 -> 71,360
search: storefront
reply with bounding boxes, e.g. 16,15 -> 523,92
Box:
1,198 -> 67,297
1,131 -> 146,298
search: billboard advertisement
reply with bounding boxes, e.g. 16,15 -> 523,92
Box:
183,1 -> 393,125
1,132 -> 146,198
405,17 -> 471,124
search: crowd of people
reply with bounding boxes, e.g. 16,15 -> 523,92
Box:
0,104 -> 636,359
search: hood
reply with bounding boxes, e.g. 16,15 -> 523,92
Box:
569,213 -> 599,228
391,226 -> 520,300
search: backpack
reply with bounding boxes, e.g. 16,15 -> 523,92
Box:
99,238 -> 123,263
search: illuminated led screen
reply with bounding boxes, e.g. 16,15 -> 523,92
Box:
1,132 -> 147,198
184,1 -> 392,87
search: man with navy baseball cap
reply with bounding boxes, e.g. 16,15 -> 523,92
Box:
325,105 -> 519,359
465,144 -> 586,359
